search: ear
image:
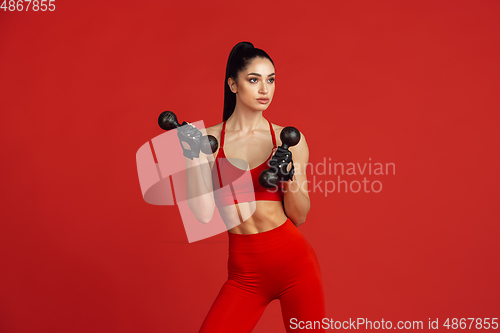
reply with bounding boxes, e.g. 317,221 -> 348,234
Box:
228,77 -> 237,94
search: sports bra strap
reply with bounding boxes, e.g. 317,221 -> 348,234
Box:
268,120 -> 277,148
220,121 -> 227,148
220,119 -> 276,149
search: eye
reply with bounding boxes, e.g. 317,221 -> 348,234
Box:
268,78 -> 275,83
249,78 -> 258,83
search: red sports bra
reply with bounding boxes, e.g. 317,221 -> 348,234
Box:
211,120 -> 284,207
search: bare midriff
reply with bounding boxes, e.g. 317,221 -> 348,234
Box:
218,200 -> 289,234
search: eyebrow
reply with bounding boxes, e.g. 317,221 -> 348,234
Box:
247,72 -> 275,77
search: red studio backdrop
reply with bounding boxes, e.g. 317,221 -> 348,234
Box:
1,1 -> 499,332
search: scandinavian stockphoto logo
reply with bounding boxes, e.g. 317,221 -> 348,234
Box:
136,120 -> 256,243
297,157 -> 396,196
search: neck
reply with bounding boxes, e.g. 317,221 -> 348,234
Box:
226,108 -> 267,132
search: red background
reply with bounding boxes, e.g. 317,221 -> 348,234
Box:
1,1 -> 499,332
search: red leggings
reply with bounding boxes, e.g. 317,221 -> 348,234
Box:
199,219 -> 326,332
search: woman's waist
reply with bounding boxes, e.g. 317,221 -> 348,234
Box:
227,218 -> 303,253
228,208 -> 287,234
218,200 -> 284,226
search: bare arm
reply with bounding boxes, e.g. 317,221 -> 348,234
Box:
179,125 -> 222,224
184,149 -> 215,224
282,132 -> 310,227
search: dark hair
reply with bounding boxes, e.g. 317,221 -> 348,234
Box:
223,41 -> 275,121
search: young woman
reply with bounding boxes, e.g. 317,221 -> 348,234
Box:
182,41 -> 326,332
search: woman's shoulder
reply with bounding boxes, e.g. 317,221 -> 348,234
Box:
269,122 -> 307,146
205,122 -> 224,138
204,122 -> 224,158
270,122 -> 285,132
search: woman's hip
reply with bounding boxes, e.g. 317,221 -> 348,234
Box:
227,219 -> 320,272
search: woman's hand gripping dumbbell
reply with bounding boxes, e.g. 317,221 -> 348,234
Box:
259,127 -> 301,189
158,111 -> 218,160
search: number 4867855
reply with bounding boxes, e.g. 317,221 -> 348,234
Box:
1,0 -> 56,11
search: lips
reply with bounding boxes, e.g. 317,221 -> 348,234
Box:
257,98 -> 269,104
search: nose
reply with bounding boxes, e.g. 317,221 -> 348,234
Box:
259,81 -> 268,94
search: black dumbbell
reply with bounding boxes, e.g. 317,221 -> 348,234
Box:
158,111 -> 218,156
259,127 -> 301,189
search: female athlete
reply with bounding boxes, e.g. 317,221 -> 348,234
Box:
180,41 -> 326,332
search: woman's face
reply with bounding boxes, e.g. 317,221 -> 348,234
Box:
231,57 -> 275,112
